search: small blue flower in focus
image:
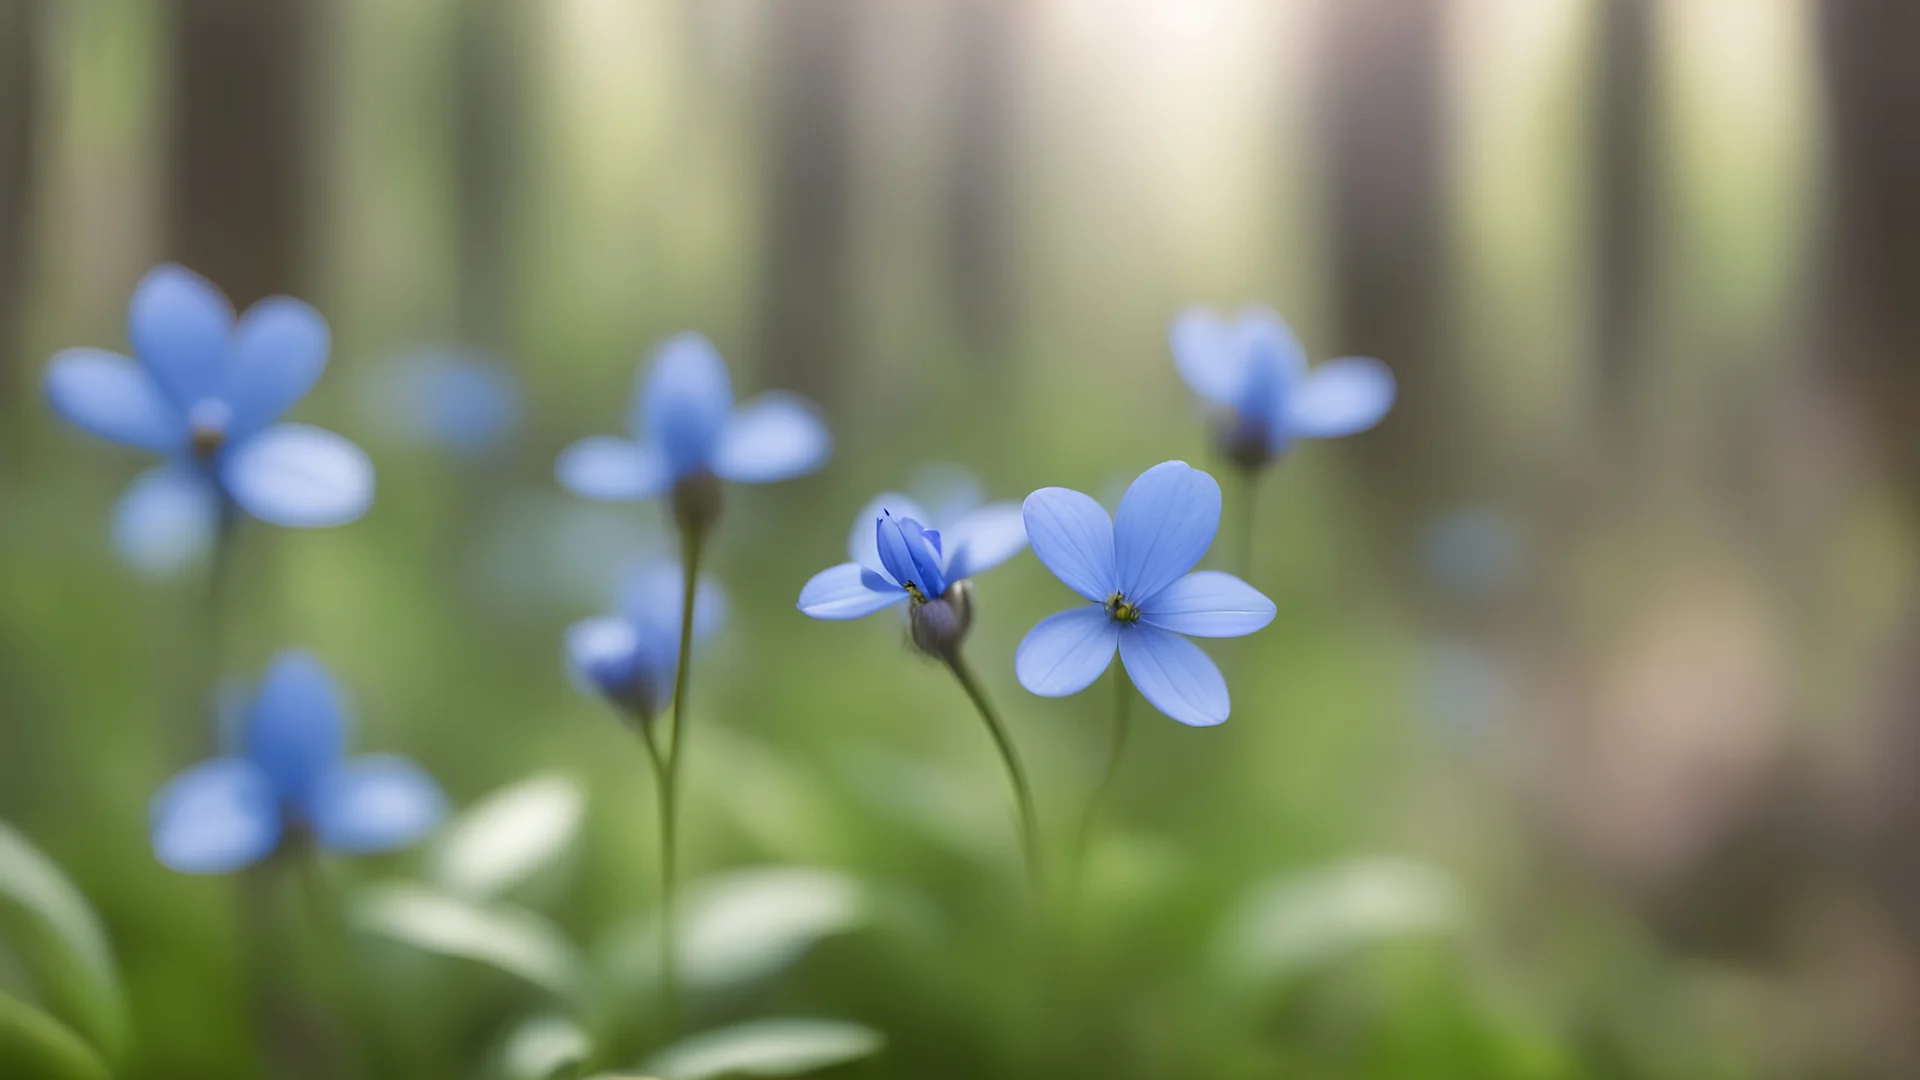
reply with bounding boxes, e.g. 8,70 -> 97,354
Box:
360,346 -> 521,457
555,333 -> 831,532
43,264 -> 375,575
1017,461 -> 1275,726
567,561 -> 726,725
150,651 -> 445,873
797,482 -> 1028,658
1170,306 -> 1395,470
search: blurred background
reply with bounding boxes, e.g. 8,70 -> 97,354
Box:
4,0 -> 1920,1077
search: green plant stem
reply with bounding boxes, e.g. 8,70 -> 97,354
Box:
1071,665 -> 1134,898
1234,464 -> 1260,583
656,528 -> 705,1034
943,651 -> 1044,898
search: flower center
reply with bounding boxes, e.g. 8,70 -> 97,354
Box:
1105,592 -> 1141,623
186,399 -> 231,459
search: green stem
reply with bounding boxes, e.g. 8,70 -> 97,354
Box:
944,651 -> 1044,897
1234,465 -> 1260,583
657,529 -> 705,1034
1071,664 -> 1134,896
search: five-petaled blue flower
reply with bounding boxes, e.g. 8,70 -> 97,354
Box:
567,562 -> 726,724
43,264 -> 376,574
1170,306 -> 1395,470
1017,460 -> 1275,726
555,333 -> 831,525
150,651 -> 446,873
796,484 -> 1028,621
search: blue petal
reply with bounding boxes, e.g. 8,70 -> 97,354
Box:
846,492 -> 931,573
44,349 -> 187,451
639,332 -> 734,477
619,561 -> 727,644
1137,571 -> 1275,638
1015,606 -> 1119,697
223,297 -> 330,439
1022,487 -> 1116,603
941,502 -> 1028,581
221,424 -> 375,527
712,392 -> 832,484
113,465 -> 222,576
565,615 -> 641,699
307,756 -> 446,853
1112,461 -> 1221,603
1286,356 -> 1396,438
150,758 -> 282,873
127,264 -> 234,413
1169,308 -> 1244,406
875,513 -> 946,597
556,436 -> 670,501
798,562 -> 908,620
1229,310 -> 1307,425
1117,623 -> 1229,727
243,650 -> 349,804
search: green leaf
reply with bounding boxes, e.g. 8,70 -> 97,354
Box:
0,993 -> 111,1080
0,821 -> 125,1058
353,883 -> 584,999
644,1019 -> 883,1080
432,774 -> 585,899
679,867 -> 869,992
501,1013 -> 593,1079
1212,855 -> 1463,985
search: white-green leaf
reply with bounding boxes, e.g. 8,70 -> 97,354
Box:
0,821 -> 124,1057
0,993 -> 111,1080
354,883 -> 584,998
680,867 -> 868,992
432,773 -> 586,898
645,1019 -> 883,1080
1213,856 -> 1463,985
502,1013 -> 593,1079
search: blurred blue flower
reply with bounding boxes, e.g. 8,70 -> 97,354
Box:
43,264 -> 375,575
1170,306 -> 1395,469
1016,461 -> 1275,727
555,333 -> 831,520
567,562 -> 726,724
150,651 -> 445,873
359,346 -> 521,457
797,486 -> 1028,622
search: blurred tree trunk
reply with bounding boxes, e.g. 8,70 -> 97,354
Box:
1321,0 -> 1451,488
1592,0 -> 1654,438
165,0 -> 313,306
753,0 -> 856,408
0,0 -> 35,419
454,0 -> 522,348
942,0 -> 1020,366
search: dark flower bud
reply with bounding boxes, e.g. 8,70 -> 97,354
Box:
671,471 -> 724,537
909,579 -> 973,661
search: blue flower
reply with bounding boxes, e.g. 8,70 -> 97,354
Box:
1170,306 -> 1395,469
150,651 -> 445,873
360,346 -> 521,457
555,333 -> 831,524
796,486 -> 1029,621
566,562 -> 726,723
43,264 -> 375,575
1016,461 -> 1275,727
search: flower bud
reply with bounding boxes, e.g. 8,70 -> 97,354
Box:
909,579 -> 973,661
672,471 -> 724,537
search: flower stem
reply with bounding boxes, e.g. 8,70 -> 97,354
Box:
657,526 -> 705,1034
943,651 -> 1044,897
1234,464 -> 1260,583
1071,664 -> 1133,899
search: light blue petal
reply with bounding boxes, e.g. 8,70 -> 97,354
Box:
1014,606 -> 1119,697
221,424 -> 374,527
556,436 -> 670,501
1117,623 -> 1229,727
1169,308 -> 1243,405
113,465 -> 222,576
639,332 -> 734,477
308,756 -> 447,853
941,502 -> 1027,581
223,296 -> 330,439
1112,461 -> 1221,603
712,392 -> 832,484
243,650 -> 349,804
1285,356 -> 1395,438
798,562 -> 909,620
150,758 -> 282,873
619,561 -> 727,644
1137,571 -> 1275,638
565,616 -> 641,699
1229,309 -> 1307,422
1022,487 -> 1115,603
43,349 -> 187,451
846,492 -> 930,573
127,264 -> 234,413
